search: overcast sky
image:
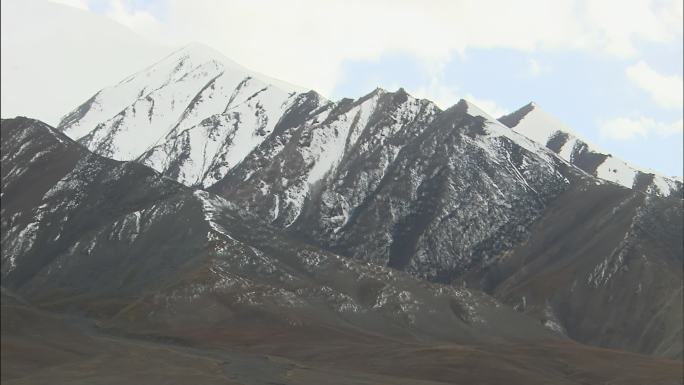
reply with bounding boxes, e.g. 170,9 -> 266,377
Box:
2,0 -> 682,176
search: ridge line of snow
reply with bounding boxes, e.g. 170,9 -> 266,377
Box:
508,103 -> 681,193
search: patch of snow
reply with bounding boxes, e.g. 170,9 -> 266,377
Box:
558,138 -> 578,160
306,94 -> 379,185
508,103 -> 591,149
193,190 -> 235,240
595,156 -> 638,190
465,100 -> 557,165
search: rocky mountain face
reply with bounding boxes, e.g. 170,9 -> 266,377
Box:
52,46 -> 683,359
1,116 -> 564,346
468,179 -> 683,357
3,116 -> 682,385
213,94 -> 572,279
499,102 -> 683,197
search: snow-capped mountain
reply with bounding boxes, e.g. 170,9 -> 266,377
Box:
15,44 -> 683,361
59,45 -> 680,200
58,43 -> 309,186
500,103 -> 682,197
60,44 -> 575,239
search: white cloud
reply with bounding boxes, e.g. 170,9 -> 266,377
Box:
582,0 -> 683,56
48,0 -> 88,10
410,74 -> 459,109
105,0 -> 166,44
405,78 -> 509,117
626,60 -> 684,109
527,58 -> 550,77
4,0 -> 683,128
1,0 -> 170,125
463,94 -> 510,117
105,0 -> 683,97
600,116 -> 683,140
411,84 -> 458,109
401,63 -> 509,115
528,59 -> 542,77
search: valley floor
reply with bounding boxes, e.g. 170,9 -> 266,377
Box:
2,297 -> 682,385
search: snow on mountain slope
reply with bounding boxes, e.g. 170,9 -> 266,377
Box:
57,43 -> 307,185
304,90 -> 386,186
209,88 -> 443,227
57,41 -> 679,203
138,78 -> 301,186
499,103 -> 682,196
209,91 -> 575,284
464,100 -> 559,166
498,103 -> 583,147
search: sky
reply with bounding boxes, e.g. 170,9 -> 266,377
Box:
2,0 -> 682,177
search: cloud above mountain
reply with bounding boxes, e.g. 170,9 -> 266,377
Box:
626,60 -> 684,110
94,0 -> 682,98
600,116 -> 683,141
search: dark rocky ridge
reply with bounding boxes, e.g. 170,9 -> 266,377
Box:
498,101 -> 536,128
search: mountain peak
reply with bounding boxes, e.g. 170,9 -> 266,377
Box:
178,41 -> 222,55
500,102 -> 580,142
168,42 -> 250,73
57,42 -> 308,169
498,102 -> 537,127
459,98 -> 498,121
120,42 -> 307,99
371,86 -> 388,95
2,116 -> 75,146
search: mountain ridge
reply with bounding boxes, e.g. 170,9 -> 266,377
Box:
47,45 -> 684,357
499,102 -> 682,196
2,116 -> 683,384
57,43 -> 680,198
